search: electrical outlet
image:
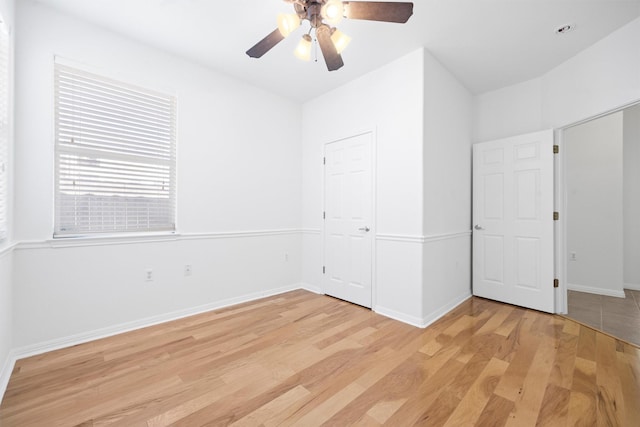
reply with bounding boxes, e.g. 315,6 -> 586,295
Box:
569,252 -> 577,261
184,265 -> 192,276
145,269 -> 154,281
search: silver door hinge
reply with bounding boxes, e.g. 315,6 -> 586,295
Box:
322,266 -> 326,274
553,145 -> 559,154
554,279 -> 559,288
323,211 -> 326,220
323,157 -> 326,165
553,212 -> 559,221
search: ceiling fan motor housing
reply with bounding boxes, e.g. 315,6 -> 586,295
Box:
294,1 -> 327,29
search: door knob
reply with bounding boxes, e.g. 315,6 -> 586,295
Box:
474,224 -> 484,230
359,226 -> 371,232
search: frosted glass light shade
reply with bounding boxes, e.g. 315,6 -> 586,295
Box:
277,13 -> 301,37
321,0 -> 344,25
331,29 -> 351,54
294,34 -> 313,61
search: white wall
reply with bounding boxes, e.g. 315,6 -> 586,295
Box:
624,104 -> 640,288
0,0 -> 14,403
12,1 -> 303,350
474,17 -> 640,142
422,52 -> 473,322
302,48 -> 472,326
542,18 -> 640,129
473,78 -> 543,143
16,1 -> 302,240
423,53 -> 473,234
302,49 -> 425,323
565,112 -> 624,297
13,234 -> 300,349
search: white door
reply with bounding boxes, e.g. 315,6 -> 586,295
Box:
472,130 -> 555,313
323,132 -> 373,308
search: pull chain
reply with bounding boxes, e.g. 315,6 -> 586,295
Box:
313,32 -> 318,63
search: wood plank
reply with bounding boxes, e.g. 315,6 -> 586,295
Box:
617,350 -> 640,426
504,329 -> 557,427
494,317 -> 541,401
535,383 -> 570,427
577,324 -> 597,361
230,385 -> 311,427
567,356 -> 598,426
443,357 -> 509,426
284,382 -> 366,426
548,332 -> 578,389
562,318 -> 581,336
595,332 -> 625,426
365,398 -> 407,424
474,393 -> 515,427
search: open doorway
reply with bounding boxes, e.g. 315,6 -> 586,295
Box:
561,102 -> 640,345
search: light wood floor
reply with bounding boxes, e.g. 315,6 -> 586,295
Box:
1,291 -> 639,426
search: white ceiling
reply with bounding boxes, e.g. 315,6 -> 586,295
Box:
33,0 -> 640,102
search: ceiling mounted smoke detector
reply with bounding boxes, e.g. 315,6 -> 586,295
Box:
555,24 -> 574,34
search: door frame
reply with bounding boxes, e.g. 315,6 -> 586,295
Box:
555,99 -> 640,314
321,129 -> 377,308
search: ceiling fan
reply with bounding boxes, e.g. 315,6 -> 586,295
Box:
246,0 -> 414,71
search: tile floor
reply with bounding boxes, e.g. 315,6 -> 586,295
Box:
566,289 -> 640,346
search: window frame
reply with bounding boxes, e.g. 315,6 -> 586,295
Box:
53,62 -> 177,238
0,20 -> 10,242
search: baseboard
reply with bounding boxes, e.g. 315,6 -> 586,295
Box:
12,284 -> 304,361
421,292 -> 473,328
374,306 -> 426,328
568,283 -> 626,298
0,350 -> 18,405
298,282 -> 323,295
375,291 -> 472,329
624,283 -> 640,291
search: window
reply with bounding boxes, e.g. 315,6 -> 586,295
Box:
0,22 -> 9,241
54,63 -> 176,237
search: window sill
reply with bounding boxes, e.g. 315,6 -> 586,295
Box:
47,231 -> 180,248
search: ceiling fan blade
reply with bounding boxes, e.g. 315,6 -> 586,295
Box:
316,26 -> 344,71
246,28 -> 285,58
343,1 -> 414,23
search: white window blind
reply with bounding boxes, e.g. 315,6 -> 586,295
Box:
54,64 -> 176,236
0,23 -> 9,241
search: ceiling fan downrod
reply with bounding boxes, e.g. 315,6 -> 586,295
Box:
291,1 -> 327,29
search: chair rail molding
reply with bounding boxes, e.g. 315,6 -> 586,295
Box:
376,230 -> 471,244
14,228 -> 305,250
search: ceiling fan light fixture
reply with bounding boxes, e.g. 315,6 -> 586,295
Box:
322,0 -> 345,26
294,34 -> 313,61
331,28 -> 351,54
277,13 -> 301,37
247,1 -> 414,70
